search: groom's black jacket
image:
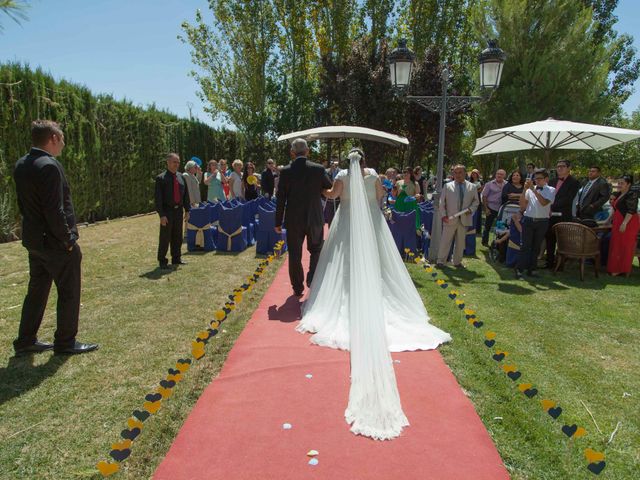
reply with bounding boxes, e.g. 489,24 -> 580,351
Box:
275,157 -> 332,229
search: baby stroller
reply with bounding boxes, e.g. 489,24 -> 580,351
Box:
488,202 -> 521,263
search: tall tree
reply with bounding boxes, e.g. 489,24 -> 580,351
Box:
0,0 -> 28,32
181,1 -> 277,161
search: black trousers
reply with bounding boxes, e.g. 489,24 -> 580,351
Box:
482,208 -> 498,244
14,244 -> 82,350
545,214 -> 570,266
285,223 -> 324,293
517,218 -> 549,273
157,208 -> 184,266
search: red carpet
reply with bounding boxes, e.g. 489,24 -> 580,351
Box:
154,251 -> 509,480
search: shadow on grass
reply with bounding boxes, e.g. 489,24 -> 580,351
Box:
139,266 -> 175,280
0,354 -> 69,407
267,295 -> 301,323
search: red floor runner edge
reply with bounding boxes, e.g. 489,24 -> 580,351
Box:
154,250 -> 510,480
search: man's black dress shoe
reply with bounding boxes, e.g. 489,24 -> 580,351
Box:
14,341 -> 54,356
54,341 -> 99,355
172,260 -> 187,266
293,289 -> 304,297
159,264 -> 172,271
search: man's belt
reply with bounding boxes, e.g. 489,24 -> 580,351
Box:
187,222 -> 212,247
217,225 -> 243,250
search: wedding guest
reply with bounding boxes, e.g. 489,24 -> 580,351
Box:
437,164 -> 480,267
414,166 -> 427,196
204,159 -> 226,202
525,163 -> 536,180
242,161 -> 259,200
229,159 -> 244,200
12,120 -> 98,355
515,169 -> 555,279
219,159 -> 231,198
183,160 -> 201,206
501,170 -> 525,205
396,167 -> 420,197
545,159 -> 580,268
260,158 -> 278,198
607,175 -> 639,276
155,153 -> 190,269
481,169 -> 506,246
577,166 -> 611,220
327,160 -> 341,180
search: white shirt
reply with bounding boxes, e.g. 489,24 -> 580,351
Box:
523,185 -> 556,219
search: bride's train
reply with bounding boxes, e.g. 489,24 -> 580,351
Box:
297,151 -> 450,440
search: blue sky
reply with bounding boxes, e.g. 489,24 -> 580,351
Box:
1,0 -> 639,128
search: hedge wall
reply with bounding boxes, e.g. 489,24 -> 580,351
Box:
0,62 -> 243,241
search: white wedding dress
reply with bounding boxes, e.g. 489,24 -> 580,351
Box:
297,153 -> 451,440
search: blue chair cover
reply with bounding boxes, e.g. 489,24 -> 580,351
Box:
388,210 -> 418,255
186,206 -> 215,252
255,206 -> 287,254
240,203 -> 256,245
213,205 -> 248,252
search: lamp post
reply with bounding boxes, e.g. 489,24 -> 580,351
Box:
389,39 -> 506,262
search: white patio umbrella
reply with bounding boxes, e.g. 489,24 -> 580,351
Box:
277,125 -> 409,147
472,117 -> 640,162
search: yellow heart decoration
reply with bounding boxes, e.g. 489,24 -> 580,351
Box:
468,318 -> 477,325
192,341 -> 205,360
584,448 -> 605,463
233,293 -> 242,303
541,399 -> 556,411
455,299 -> 464,305
96,461 -> 120,476
574,427 -> 587,438
485,331 -> 496,340
413,257 -> 421,263
210,320 -> 220,329
197,331 -> 209,341
176,362 -> 190,373
214,310 -> 225,321
517,383 -> 533,392
127,418 -> 144,430
157,386 -> 173,399
425,267 -> 434,273
111,439 -> 132,450
144,400 -> 161,414
464,308 -> 476,316
167,373 -> 183,383
501,364 -> 517,373
228,303 -> 236,311
436,279 -> 445,285
404,248 -> 410,253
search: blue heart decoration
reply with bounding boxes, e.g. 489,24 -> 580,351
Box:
492,353 -> 505,361
524,388 -> 538,398
507,371 -> 521,381
159,380 -> 176,389
145,393 -> 162,402
457,303 -> 465,309
484,339 -> 495,348
561,424 -> 577,437
132,410 -> 150,422
110,448 -> 131,462
121,428 -> 141,440
587,462 -> 606,474
473,321 -> 484,328
548,407 -> 562,419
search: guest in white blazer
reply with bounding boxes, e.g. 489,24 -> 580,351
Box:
437,164 -> 480,267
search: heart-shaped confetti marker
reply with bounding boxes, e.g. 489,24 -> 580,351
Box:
210,320 -> 221,329
109,448 -> 131,462
448,293 -> 456,299
473,321 -> 484,328
548,406 -> 562,419
111,439 -> 132,450
192,341 -> 205,360
584,448 -> 605,463
587,461 -> 606,474
440,283 -> 448,289
121,428 -> 141,441
214,310 -> 226,321
127,418 -> 143,430
96,461 -> 120,476
524,388 -> 538,398
157,386 -> 173,399
159,379 -> 176,389
132,410 -> 150,422
517,383 -> 532,392
167,373 -> 183,383
484,339 -> 495,347
145,393 -> 162,403
507,371 -> 521,381
492,352 -> 507,361
562,424 -> 578,437
574,427 -> 587,438
541,399 -> 556,411
501,364 -> 517,373
168,368 -> 180,376
143,400 -> 161,414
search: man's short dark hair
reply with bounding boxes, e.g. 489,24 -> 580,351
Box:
31,120 -> 63,147
557,159 -> 571,168
534,168 -> 549,179
589,165 -> 601,171
527,163 -> 535,168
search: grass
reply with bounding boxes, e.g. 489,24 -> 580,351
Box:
1,215 -> 638,479
408,247 -> 640,479
0,214 -> 280,479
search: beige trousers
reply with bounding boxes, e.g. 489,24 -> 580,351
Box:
437,217 -> 467,265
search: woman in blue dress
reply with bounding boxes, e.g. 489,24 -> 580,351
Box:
204,159 -> 226,202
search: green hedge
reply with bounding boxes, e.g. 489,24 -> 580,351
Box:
0,62 -> 243,241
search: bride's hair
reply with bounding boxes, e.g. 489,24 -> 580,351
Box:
348,148 -> 366,168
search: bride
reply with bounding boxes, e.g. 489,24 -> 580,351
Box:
297,148 -> 451,440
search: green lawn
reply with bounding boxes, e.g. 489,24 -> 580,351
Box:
0,214 -> 280,479
408,249 -> 640,479
1,216 -> 638,479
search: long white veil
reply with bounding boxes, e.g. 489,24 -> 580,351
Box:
344,150 -> 409,440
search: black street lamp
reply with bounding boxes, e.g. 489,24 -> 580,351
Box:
389,39 -> 506,262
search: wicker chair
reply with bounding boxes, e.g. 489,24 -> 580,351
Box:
552,222 -> 601,281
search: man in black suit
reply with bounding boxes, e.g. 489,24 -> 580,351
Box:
13,120 -> 98,356
576,166 -> 611,220
260,158 -> 277,198
275,138 -> 332,296
545,159 -> 580,268
155,153 -> 191,269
